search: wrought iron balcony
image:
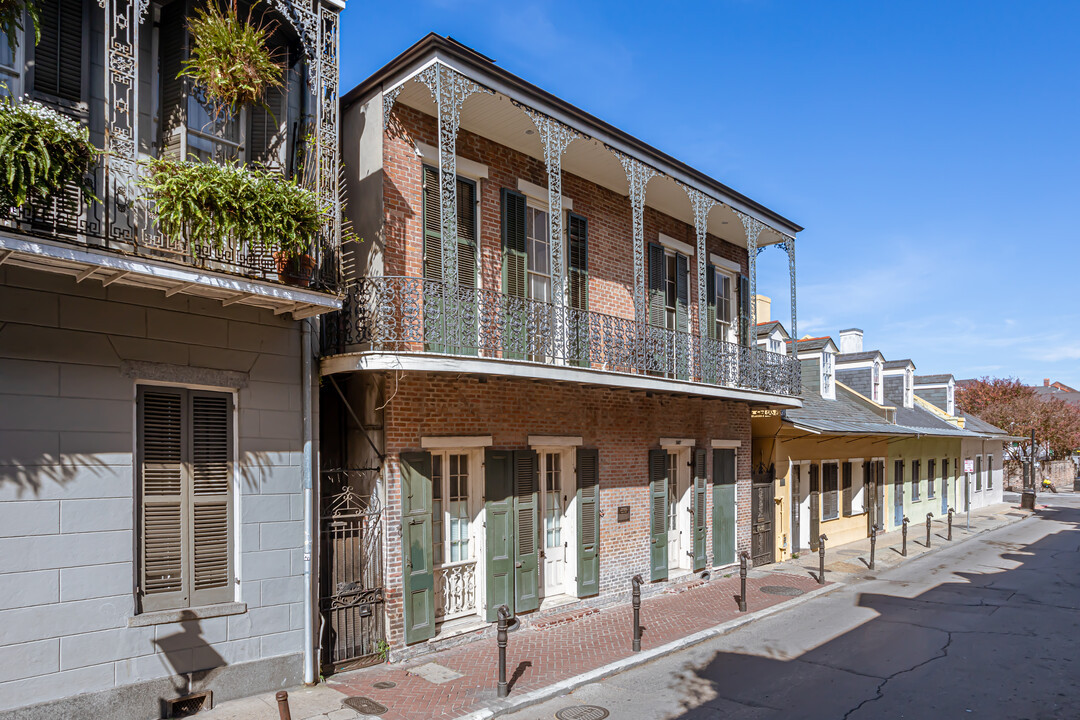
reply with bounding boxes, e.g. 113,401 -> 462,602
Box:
321,276 -> 802,397
0,180 -> 341,292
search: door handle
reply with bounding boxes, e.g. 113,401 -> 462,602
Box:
515,562 -> 523,568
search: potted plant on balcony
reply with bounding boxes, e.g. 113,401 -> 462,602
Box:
140,157 -> 323,286
0,93 -> 98,210
0,0 -> 39,51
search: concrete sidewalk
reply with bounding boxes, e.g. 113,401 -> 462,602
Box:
198,501 -> 1033,720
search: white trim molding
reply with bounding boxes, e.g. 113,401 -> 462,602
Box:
528,435 -> 583,447
658,233 -> 694,257
660,437 -> 695,448
415,142 -> 489,180
709,253 -> 740,273
517,178 -> 573,211
710,439 -> 743,449
420,435 -> 493,449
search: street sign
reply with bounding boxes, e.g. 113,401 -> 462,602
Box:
964,459 -> 974,473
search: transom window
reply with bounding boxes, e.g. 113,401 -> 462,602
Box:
431,452 -> 472,565
526,205 -> 551,302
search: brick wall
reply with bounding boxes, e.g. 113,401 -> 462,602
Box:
378,372 -> 751,648
383,104 -> 749,325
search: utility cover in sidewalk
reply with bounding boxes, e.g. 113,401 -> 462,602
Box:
343,696 -> 388,715
408,662 -> 464,684
372,680 -> 397,689
555,706 -> 610,720
760,585 -> 805,596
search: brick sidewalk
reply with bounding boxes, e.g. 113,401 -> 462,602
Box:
327,571 -> 823,720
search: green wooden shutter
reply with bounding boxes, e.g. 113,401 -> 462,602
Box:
712,449 -> 736,566
809,463 -> 820,550
692,448 -> 707,571
138,387 -> 187,612
401,451 -> 435,643
484,449 -> 515,621
647,243 -> 665,328
842,461 -> 853,517
706,268 -> 717,340
513,449 -> 540,613
501,188 -> 528,359
675,253 -> 689,379
457,177 -> 478,290
575,448 -> 600,597
568,213 -> 589,367
738,274 -> 750,348
158,0 -> 188,160
421,165 -> 443,281
189,392 -> 233,607
32,0 -> 83,103
648,449 -> 668,581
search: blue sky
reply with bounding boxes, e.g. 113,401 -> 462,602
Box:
339,1 -> 1080,388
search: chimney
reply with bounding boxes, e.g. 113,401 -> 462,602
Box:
838,328 -> 863,355
754,295 -> 771,324
1044,378 -> 1050,387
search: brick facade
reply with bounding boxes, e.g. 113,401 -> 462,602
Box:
378,373 -> 751,648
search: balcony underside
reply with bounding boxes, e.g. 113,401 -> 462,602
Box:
321,352 -> 802,408
0,234 -> 341,318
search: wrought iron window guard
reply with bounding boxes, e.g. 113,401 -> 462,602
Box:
321,276 -> 801,397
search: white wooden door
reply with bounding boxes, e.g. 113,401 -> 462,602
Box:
540,450 -> 568,596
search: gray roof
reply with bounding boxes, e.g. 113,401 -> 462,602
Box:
914,374 -> 954,384
787,337 -> 834,353
962,413 -> 1014,438
892,405 -> 974,437
755,321 -> 788,338
1032,386 -> 1080,408
837,351 -> 883,363
783,386 -> 920,436
883,359 -> 915,369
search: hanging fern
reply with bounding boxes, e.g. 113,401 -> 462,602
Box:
0,0 -> 39,51
140,157 -> 322,260
180,1 -> 283,115
0,95 -> 98,209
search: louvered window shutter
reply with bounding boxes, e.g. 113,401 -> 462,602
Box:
738,274 -> 750,348
648,243 -> 665,328
138,388 -> 187,612
512,449 -> 540,612
250,79 -> 288,170
648,449 -> 668,581
575,448 -> 600,597
712,448 -> 736,566
32,0 -> 83,103
675,253 -> 689,333
422,165 -> 443,281
842,462 -> 853,517
706,268 -> 717,340
567,213 -> 589,311
809,463 -> 820,551
692,448 -> 707,571
501,189 -> 527,298
189,392 -> 233,606
457,177 -> 477,289
158,0 -> 189,159
401,451 -> 436,642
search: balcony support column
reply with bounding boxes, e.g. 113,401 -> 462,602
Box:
784,236 -> 797,362
739,214 -> 764,381
101,0 -> 144,238
610,149 -> 658,328
684,186 -> 716,344
314,6 -> 341,280
418,62 -> 491,290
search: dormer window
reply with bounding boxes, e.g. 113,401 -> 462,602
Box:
872,360 -> 883,404
904,367 -> 914,408
769,335 -> 782,354
821,351 -> 835,399
947,381 -> 955,416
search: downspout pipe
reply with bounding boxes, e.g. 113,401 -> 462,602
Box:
301,319 -> 317,685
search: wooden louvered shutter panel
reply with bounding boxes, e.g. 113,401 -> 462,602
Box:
483,449 -> 514,621
842,462 -> 853,517
32,0 -> 83,102
568,213 -> 588,311
809,463 -> 820,550
576,448 -> 600,597
250,79 -> 287,169
159,0 -> 188,160
139,387 -> 186,612
513,449 -> 539,612
706,268 -> 717,340
692,448 -> 707,571
401,451 -> 435,641
712,449 -> 736,566
648,243 -> 665,327
738,274 -> 750,348
422,165 -> 442,281
501,189 -> 527,298
648,449 -> 668,581
456,177 -> 477,289
189,391 -> 233,606
675,254 -> 689,333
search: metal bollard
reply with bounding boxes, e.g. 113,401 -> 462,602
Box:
276,691 -> 292,720
926,512 -> 934,548
631,574 -> 643,652
738,551 -> 749,612
902,516 -> 909,556
869,524 -> 878,570
496,604 -> 511,698
818,534 -> 828,585
948,508 -> 954,541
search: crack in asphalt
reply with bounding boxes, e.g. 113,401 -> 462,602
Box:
840,627 -> 955,720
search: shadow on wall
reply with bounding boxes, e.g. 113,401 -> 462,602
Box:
154,616 -> 227,712
657,506 -> 1080,720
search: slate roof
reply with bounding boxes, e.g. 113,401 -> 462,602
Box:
755,321 -> 787,338
1032,386 -> 1080,408
783,386 -> 919,436
837,351 -> 883,363
787,337 -> 834,353
883,359 -> 915,369
892,405 -> 974,437
915,374 -> 953,384
962,414 -> 1015,438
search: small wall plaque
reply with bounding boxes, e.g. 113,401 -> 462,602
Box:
617,505 -> 631,522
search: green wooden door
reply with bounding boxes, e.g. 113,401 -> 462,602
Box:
712,448 -> 736,566
401,452 -> 435,644
810,463 -> 821,550
576,448 -> 600,597
648,449 -> 668,581
513,449 -> 540,613
692,448 -> 708,571
484,449 -> 515,621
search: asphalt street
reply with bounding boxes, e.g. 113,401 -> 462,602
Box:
505,495 -> 1080,720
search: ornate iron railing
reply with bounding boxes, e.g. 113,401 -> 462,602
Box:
322,277 -> 801,397
1,177 -> 341,292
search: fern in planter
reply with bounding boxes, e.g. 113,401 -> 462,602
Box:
0,0 -> 39,50
0,95 -> 98,209
140,157 -> 322,268
180,1 -> 282,115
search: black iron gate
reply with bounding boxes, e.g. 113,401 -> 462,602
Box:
320,471 -> 384,673
751,464 -> 776,566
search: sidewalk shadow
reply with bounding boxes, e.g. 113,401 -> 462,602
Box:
507,661 -> 532,692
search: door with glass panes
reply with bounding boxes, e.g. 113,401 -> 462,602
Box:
430,451 -> 481,622
666,450 -> 690,569
538,449 -> 571,597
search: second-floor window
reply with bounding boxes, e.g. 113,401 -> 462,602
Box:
32,0 -> 84,105
647,243 -> 688,332
707,266 -> 732,343
424,165 -> 478,288
526,205 -> 551,302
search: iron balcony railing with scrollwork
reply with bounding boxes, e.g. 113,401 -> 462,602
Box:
1,177 -> 341,292
321,276 -> 802,397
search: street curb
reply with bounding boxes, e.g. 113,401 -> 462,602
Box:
456,580 -> 843,720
